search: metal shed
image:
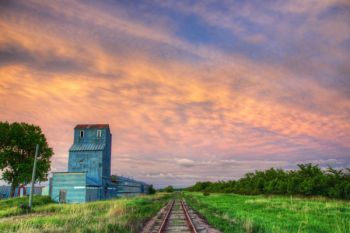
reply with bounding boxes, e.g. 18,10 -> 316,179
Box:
51,124 -> 150,203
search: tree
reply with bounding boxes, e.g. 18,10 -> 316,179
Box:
0,122 -> 53,197
185,164 -> 350,200
164,185 -> 174,193
148,185 -> 156,194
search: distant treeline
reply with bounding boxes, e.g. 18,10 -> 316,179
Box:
187,164 -> 350,199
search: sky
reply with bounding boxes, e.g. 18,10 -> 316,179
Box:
0,0 -> 349,188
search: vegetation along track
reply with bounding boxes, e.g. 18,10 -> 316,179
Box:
141,198 -> 221,233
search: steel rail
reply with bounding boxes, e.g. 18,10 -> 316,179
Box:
181,200 -> 198,233
157,200 -> 175,233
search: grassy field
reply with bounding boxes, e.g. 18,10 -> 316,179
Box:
2,192 -> 349,233
0,193 -> 171,233
184,192 -> 350,233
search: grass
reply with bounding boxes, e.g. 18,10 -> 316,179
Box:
3,192 -> 348,233
0,193 -> 171,233
0,196 -> 53,218
183,192 -> 350,233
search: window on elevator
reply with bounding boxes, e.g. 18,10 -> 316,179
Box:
97,129 -> 102,138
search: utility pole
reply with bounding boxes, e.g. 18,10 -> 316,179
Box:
29,144 -> 39,209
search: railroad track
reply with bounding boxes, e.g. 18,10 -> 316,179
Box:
157,199 -> 197,233
141,198 -> 221,233
142,199 -> 197,233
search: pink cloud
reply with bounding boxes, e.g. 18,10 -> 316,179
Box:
0,0 -> 349,187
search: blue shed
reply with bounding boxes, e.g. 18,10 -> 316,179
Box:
68,124 -> 112,186
51,124 -> 150,203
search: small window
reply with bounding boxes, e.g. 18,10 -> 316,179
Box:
80,130 -> 84,138
97,130 -> 102,138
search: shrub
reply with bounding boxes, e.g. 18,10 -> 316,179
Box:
148,185 -> 156,195
164,186 -> 174,193
186,164 -> 350,200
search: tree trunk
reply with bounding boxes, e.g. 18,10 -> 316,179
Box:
10,183 -> 16,197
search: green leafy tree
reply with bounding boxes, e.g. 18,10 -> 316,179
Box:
164,185 -> 174,193
0,122 -> 53,197
186,163 -> 350,200
148,185 -> 156,194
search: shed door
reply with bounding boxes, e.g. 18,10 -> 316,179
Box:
59,189 -> 67,203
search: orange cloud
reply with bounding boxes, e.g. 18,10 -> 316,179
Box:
0,0 -> 349,187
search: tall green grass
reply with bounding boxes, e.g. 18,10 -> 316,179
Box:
184,192 -> 350,233
0,196 -> 52,218
0,194 -> 171,233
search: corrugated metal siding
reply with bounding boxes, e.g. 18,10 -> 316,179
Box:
68,127 -> 111,188
51,173 -> 87,203
50,125 -> 150,203
68,151 -> 103,185
69,143 -> 105,151
86,187 -> 100,202
86,176 -> 99,186
107,176 -> 149,197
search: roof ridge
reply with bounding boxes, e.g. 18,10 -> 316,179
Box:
75,124 -> 109,129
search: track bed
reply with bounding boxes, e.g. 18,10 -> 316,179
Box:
141,199 -> 221,233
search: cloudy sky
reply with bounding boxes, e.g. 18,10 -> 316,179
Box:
0,0 -> 349,188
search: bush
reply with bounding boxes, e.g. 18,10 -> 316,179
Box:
164,186 -> 174,193
148,185 -> 156,195
186,164 -> 350,200
203,191 -> 210,196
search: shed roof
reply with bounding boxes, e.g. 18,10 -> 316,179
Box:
69,143 -> 105,151
86,176 -> 100,186
75,124 -> 109,129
